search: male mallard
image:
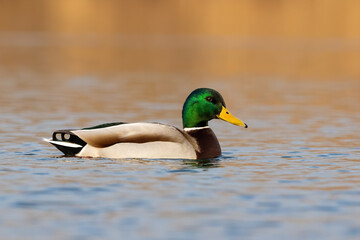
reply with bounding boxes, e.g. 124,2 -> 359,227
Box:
44,88 -> 247,159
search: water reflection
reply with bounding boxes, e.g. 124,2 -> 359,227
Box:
182,159 -> 222,170
52,155 -> 222,170
110,157 -> 223,171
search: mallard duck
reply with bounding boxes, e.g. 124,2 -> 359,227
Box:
44,88 -> 247,159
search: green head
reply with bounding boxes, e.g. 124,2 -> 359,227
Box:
182,88 -> 248,129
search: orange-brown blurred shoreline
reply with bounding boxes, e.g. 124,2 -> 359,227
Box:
1,1 -> 360,38
0,0 -> 359,79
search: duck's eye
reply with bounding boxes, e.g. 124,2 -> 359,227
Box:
205,96 -> 215,103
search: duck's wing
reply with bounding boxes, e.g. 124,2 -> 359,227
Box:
71,122 -> 194,148
44,122 -> 126,156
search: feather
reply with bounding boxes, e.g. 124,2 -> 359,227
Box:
72,122 -> 192,148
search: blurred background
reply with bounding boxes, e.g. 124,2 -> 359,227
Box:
0,0 -> 360,79
0,0 -> 359,124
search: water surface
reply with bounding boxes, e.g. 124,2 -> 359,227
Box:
0,34 -> 359,240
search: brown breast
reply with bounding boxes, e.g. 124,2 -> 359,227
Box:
184,127 -> 221,159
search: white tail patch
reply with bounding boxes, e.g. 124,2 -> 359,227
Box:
43,138 -> 83,148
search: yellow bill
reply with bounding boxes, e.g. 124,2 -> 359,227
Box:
217,106 -> 248,128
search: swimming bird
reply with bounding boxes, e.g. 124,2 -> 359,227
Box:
44,88 -> 247,159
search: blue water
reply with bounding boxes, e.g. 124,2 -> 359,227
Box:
1,34 -> 360,240
1,114 -> 360,240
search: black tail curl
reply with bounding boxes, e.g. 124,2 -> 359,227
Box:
51,130 -> 86,156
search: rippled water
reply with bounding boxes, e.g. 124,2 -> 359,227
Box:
1,34 -> 360,240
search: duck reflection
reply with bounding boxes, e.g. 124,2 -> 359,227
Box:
182,158 -> 222,169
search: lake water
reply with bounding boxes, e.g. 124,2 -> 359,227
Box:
0,33 -> 360,240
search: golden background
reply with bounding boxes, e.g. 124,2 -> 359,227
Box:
0,0 -> 359,79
